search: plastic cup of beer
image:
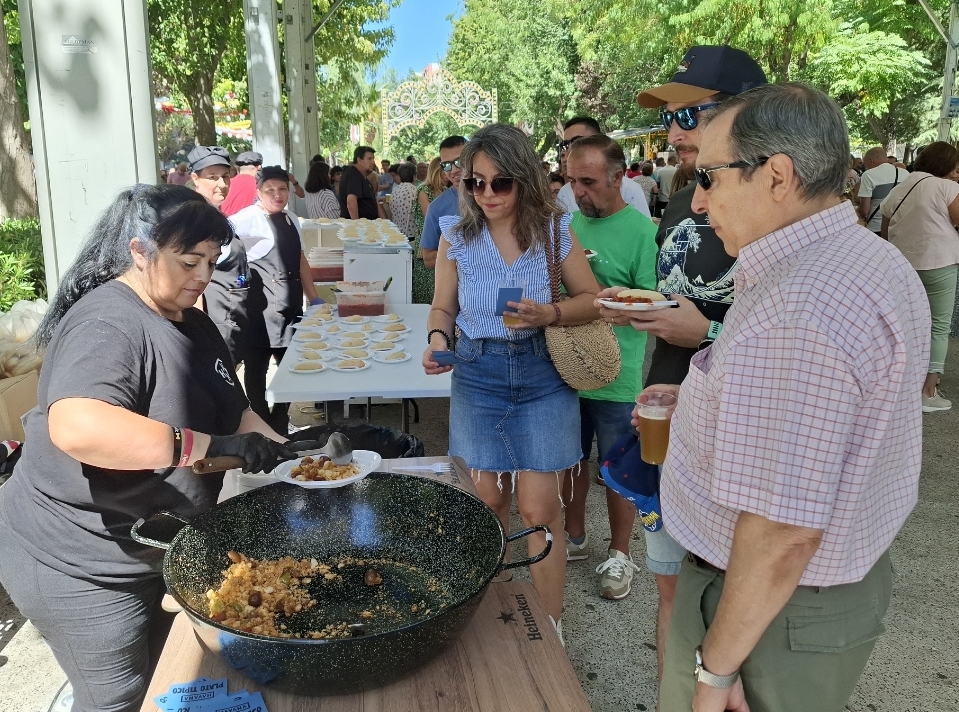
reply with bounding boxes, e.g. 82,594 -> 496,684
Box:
637,393 -> 677,465
497,279 -> 526,328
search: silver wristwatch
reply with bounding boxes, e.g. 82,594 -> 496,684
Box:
694,646 -> 740,688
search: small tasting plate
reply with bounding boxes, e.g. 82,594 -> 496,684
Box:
597,299 -> 678,312
372,351 -> 411,364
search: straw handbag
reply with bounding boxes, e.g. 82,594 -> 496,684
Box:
543,216 -> 621,391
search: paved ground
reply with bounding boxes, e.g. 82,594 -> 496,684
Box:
1,340 -> 957,712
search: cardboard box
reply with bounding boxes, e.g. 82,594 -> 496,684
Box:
0,371 -> 39,441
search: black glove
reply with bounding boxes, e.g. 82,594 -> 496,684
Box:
206,433 -> 297,474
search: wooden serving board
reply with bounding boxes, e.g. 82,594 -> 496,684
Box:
141,582 -> 589,712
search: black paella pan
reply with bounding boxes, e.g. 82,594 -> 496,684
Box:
131,472 -> 550,696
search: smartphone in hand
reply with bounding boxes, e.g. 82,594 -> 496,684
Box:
432,351 -> 457,366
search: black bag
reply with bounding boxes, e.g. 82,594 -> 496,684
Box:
289,423 -> 425,459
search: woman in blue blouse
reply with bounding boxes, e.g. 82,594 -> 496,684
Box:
423,123 -> 600,640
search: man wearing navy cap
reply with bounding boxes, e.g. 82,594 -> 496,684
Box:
596,45 -> 767,703
188,145 -> 232,208
222,150 -> 263,216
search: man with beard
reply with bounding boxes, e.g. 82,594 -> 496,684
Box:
562,134 -> 658,601
596,45 -> 767,701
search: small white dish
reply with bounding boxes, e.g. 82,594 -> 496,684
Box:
371,313 -> 404,323
337,315 -> 371,325
331,360 -> 371,372
335,338 -> 369,349
273,450 -> 382,489
597,298 -> 678,311
293,330 -> 326,341
372,351 -> 411,364
368,342 -> 400,354
289,362 -> 326,374
295,341 -> 330,351
375,324 -> 410,334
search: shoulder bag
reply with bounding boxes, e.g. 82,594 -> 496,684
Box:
543,215 -> 621,391
888,175 -> 932,221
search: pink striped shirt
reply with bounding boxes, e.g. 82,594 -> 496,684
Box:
661,201 -> 930,586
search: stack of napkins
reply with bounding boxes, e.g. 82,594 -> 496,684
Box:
154,677 -> 267,712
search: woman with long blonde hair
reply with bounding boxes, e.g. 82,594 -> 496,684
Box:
422,124 -> 601,642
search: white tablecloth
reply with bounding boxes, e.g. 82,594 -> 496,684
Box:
267,304 -> 451,404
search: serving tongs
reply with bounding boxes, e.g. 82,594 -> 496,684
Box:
192,432 -> 353,474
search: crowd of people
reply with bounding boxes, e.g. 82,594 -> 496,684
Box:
0,40 -> 949,712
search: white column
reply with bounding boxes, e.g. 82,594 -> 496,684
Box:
284,0 -> 320,187
243,0 -> 285,167
18,0 -> 158,288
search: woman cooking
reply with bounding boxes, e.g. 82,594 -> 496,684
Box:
0,185 -> 295,712
422,123 -> 601,643
230,166 -> 323,433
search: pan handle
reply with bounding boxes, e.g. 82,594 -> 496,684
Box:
130,510 -> 191,551
498,525 -> 553,571
193,456 -> 245,474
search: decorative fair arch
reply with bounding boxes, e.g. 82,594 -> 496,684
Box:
380,67 -> 498,154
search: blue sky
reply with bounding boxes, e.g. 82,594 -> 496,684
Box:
373,0 -> 462,77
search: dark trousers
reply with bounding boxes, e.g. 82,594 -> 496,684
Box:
244,346 -> 289,434
655,200 -> 669,218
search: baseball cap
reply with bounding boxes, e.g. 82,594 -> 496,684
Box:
637,45 -> 767,108
257,165 -> 290,186
188,146 -> 231,173
235,151 -> 264,167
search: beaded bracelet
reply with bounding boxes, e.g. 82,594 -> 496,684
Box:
427,329 -> 452,349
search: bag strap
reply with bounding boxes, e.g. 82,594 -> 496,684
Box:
546,213 -> 563,303
889,175 -> 931,221
865,169 -> 901,225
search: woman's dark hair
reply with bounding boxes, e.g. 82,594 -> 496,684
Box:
914,141 -> 959,178
397,162 -> 416,183
37,184 -> 234,346
641,162 -> 654,176
330,166 -> 344,180
629,162 -> 640,171
548,172 -> 565,186
305,161 -> 332,192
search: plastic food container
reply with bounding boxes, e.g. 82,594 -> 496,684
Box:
336,290 -> 387,317
308,248 -> 344,282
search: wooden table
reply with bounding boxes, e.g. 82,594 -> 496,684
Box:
143,459 -> 590,712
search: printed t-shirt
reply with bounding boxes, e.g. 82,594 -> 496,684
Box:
572,206 -> 658,402
646,183 -> 737,385
0,281 -> 249,583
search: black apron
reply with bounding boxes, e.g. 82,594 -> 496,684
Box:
247,211 -> 303,348
204,237 -> 251,365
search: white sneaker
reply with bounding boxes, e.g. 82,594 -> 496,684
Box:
922,390 -> 952,412
548,615 -> 565,647
595,549 -> 640,600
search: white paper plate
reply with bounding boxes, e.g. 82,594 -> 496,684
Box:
295,341 -> 331,351
330,360 -> 371,372
334,339 -> 369,350
293,330 -> 327,341
288,362 -> 326,374
368,342 -> 400,354
336,349 -> 371,360
371,313 -> 404,323
336,315 -> 371,325
372,350 -> 411,364
374,324 -> 410,334
374,332 -> 407,343
597,299 -> 678,311
273,450 -> 382,489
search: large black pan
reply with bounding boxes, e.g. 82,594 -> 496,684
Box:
131,472 -> 550,696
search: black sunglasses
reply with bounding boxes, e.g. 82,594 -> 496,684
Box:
440,159 -> 462,172
462,176 -> 516,196
660,102 -> 721,131
694,157 -> 769,191
557,135 -> 585,152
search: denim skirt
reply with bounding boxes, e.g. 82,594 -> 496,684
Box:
449,332 -> 582,473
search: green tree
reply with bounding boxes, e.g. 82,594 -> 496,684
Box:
147,0 -> 244,146
0,2 -> 36,218
446,0 -> 580,153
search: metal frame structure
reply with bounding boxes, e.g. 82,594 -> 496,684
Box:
380,67 -> 497,154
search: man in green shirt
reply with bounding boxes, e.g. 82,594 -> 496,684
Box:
563,134 -> 659,600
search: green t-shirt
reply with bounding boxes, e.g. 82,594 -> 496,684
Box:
572,205 -> 658,402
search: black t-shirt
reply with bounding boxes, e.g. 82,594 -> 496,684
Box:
338,165 -> 378,219
0,281 -> 249,583
645,183 -> 738,385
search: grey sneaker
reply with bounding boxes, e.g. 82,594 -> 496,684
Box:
566,532 -> 590,561
922,390 -> 952,412
596,549 -> 640,600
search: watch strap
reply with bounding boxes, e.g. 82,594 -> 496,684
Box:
695,646 -> 739,689
707,320 -> 723,340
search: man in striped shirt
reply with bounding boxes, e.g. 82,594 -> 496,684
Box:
648,84 -> 929,712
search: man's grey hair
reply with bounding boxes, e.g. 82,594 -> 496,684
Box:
712,83 -> 849,200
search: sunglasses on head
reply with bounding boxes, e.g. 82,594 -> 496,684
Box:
462,176 -> 516,196
660,102 -> 721,131
557,135 -> 586,153
694,157 -> 769,191
440,159 -> 462,172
